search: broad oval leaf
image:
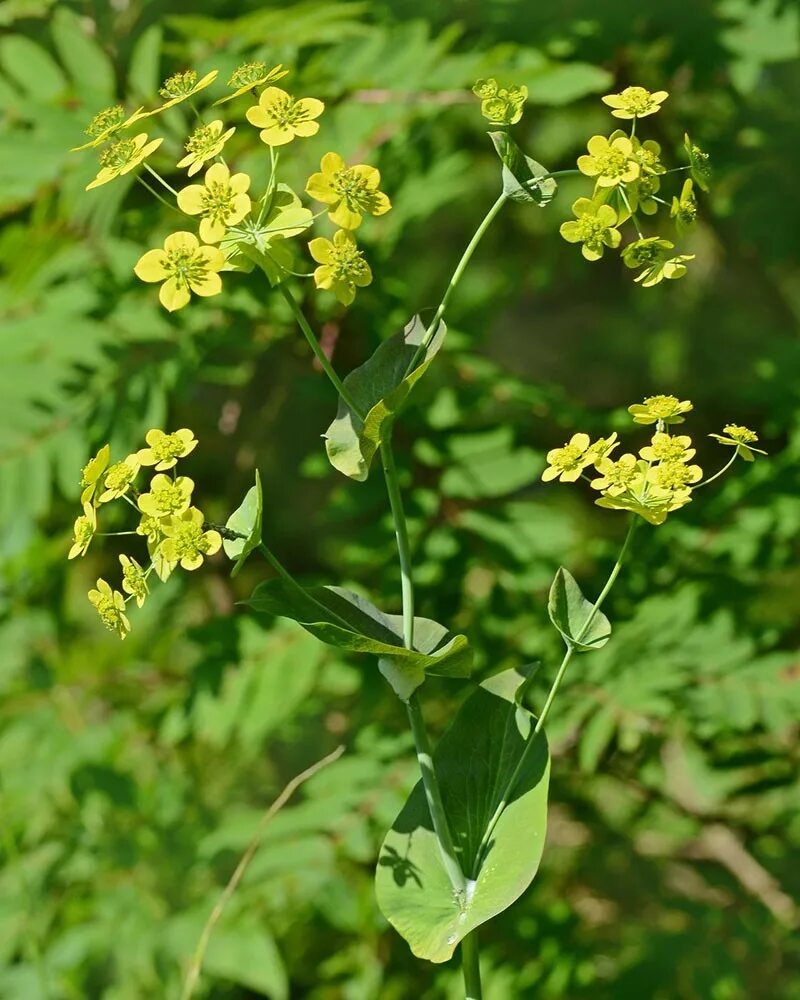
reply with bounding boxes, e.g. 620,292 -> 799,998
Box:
246,580 -> 472,694
375,668 -> 550,961
488,131 -> 557,206
223,471 -> 263,577
548,566 -> 611,651
325,315 -> 446,481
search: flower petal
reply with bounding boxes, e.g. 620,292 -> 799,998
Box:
308,237 -> 333,264
164,231 -> 199,253
159,277 -> 191,311
134,249 -> 169,282
189,272 -> 222,297
176,185 -> 205,215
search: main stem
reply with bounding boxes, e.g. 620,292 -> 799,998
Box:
461,931 -> 483,1000
473,518 -> 638,874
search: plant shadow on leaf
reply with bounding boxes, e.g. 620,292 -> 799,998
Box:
376,668 -> 550,963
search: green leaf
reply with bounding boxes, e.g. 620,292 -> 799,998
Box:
375,668 -> 550,961
246,580 -> 472,694
488,131 -> 557,206
0,35 -> 67,101
223,470 -> 263,577
50,7 -> 115,100
127,25 -> 163,100
325,315 -> 446,481
548,567 -> 611,651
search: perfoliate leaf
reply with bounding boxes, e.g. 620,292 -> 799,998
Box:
488,131 -> 557,206
325,316 -> 446,481
548,566 -> 611,651
223,470 -> 263,577
246,580 -> 472,695
375,668 -> 550,961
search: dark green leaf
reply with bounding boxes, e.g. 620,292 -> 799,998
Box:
325,315 -> 446,481
488,131 -> 557,206
246,580 -> 472,694
375,668 -> 550,961
223,470 -> 263,577
548,567 -> 611,651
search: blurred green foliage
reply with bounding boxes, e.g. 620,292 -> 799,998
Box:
1,0 -> 799,997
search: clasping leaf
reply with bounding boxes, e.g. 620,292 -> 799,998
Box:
223,470 -> 263,577
488,131 -> 557,206
548,566 -> 611,651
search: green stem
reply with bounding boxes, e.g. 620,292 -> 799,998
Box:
406,690 -> 467,895
380,439 -> 415,647
473,518 -> 638,874
255,542 -> 354,631
619,186 -> 643,239
461,931 -> 483,1000
406,192 -> 508,373
695,450 -> 737,490
143,162 -> 179,197
277,283 -> 364,417
136,175 -> 183,215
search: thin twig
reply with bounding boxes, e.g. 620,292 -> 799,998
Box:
180,745 -> 345,1000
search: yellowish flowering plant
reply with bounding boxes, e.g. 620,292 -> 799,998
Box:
68,65 -> 754,1000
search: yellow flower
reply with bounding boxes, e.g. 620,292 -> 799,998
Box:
245,86 -> 324,146
639,432 -> 695,463
152,69 -> 219,112
586,433 -> 619,463
647,458 -> 703,494
137,428 -> 198,470
177,163 -> 251,243
601,86 -> 668,119
134,231 -> 226,312
86,133 -> 163,190
308,230 -> 373,306
590,454 -> 641,496
559,198 -> 621,260
80,444 -> 110,504
577,135 -> 639,188
159,507 -> 222,571
98,455 -> 141,503
120,554 -> 149,608
709,424 -> 767,462
137,512 -> 165,545
88,579 -> 131,639
306,152 -> 391,230
177,120 -> 236,176
68,502 -> 97,560
138,474 -> 194,518
671,178 -> 698,236
472,78 -> 528,125
632,138 -> 665,176
542,433 -> 593,483
214,61 -> 289,105
70,105 -> 149,152
628,395 -> 693,426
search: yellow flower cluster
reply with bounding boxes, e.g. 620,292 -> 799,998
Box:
71,60 -> 390,312
69,429 -> 221,638
541,397 -> 764,525
558,84 -> 710,288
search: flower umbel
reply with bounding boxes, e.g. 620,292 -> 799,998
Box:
137,428 -> 198,471
154,69 -> 218,111
559,198 -> 621,260
628,395 -> 693,426
138,474 -> 194,518
98,455 -> 141,503
246,87 -> 324,146
671,179 -> 698,236
177,163 -> 252,243
591,454 -> 641,496
177,120 -> 236,176
86,133 -> 163,190
134,231 -> 226,312
306,152 -> 391,230
160,507 -> 222,571
120,554 -> 149,608
578,135 -> 640,188
308,229 -> 373,305
684,134 -> 712,192
71,105 -> 148,151
542,433 -> 594,482
215,62 -> 289,105
601,86 -> 668,119
80,444 -> 110,504
88,579 -> 130,639
68,503 -> 97,560
710,424 -> 767,461
639,432 -> 695,463
648,458 -> 703,494
472,78 -> 528,125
